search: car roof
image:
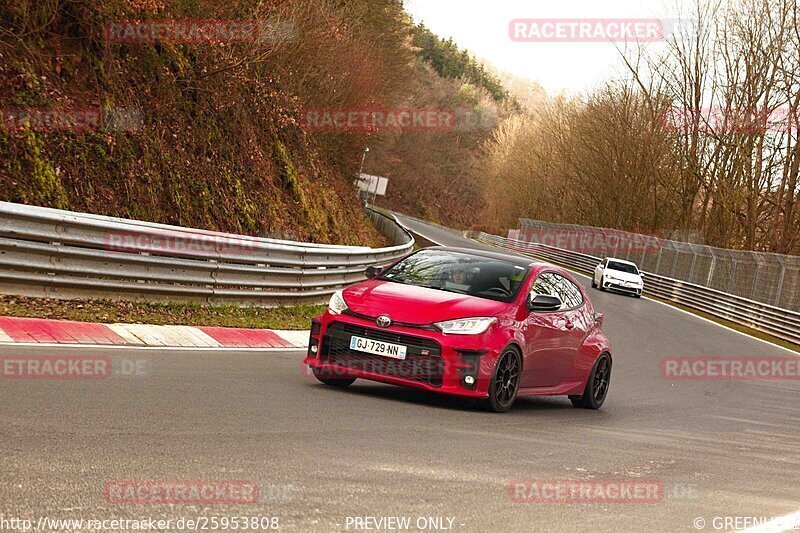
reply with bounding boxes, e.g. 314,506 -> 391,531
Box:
423,246 -> 542,268
606,257 -> 638,266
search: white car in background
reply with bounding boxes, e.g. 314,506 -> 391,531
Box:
592,258 -> 644,298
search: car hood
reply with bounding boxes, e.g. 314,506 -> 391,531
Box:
605,270 -> 642,283
342,279 -> 510,325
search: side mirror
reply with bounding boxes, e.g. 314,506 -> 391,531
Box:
594,312 -> 604,326
639,272 -> 645,279
597,263 -> 604,270
365,265 -> 384,279
527,293 -> 563,312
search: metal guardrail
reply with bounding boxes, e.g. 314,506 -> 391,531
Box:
0,202 -> 413,306
516,218 -> 800,311
471,232 -> 800,346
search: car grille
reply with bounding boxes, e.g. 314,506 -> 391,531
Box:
321,322 -> 443,387
608,281 -> 639,293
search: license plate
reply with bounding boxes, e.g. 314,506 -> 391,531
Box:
349,335 -> 407,360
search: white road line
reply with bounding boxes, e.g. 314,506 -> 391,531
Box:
106,324 -> 146,345
153,325 -> 197,347
0,327 -> 13,343
392,214 -> 450,248
115,324 -> 166,346
180,326 -> 222,348
738,510 -> 800,533
273,330 -> 309,348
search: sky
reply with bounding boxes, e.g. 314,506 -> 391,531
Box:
404,0 -> 680,96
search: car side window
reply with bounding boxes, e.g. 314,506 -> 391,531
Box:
555,274 -> 584,309
531,272 -> 583,310
531,272 -> 560,298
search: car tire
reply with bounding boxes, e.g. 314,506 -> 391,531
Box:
598,276 -> 606,291
591,277 -> 597,289
486,349 -> 522,413
569,353 -> 611,410
634,293 -> 642,298
312,367 -> 356,387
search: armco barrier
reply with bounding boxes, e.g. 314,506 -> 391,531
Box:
0,202 -> 413,306
516,218 -> 800,311
470,232 -> 800,346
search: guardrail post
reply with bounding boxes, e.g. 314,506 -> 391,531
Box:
750,260 -> 760,300
775,260 -> 786,307
670,252 -> 679,279
706,252 -> 716,288
687,249 -> 697,282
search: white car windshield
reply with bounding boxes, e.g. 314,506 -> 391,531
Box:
378,249 -> 529,302
607,261 -> 639,275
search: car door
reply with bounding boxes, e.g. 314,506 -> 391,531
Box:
554,273 -> 590,383
520,271 -> 575,388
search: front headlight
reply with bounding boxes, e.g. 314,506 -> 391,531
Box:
328,290 -> 348,315
434,317 -> 497,335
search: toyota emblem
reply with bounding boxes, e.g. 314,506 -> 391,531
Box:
376,315 -> 392,328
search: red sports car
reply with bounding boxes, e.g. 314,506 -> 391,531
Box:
304,247 -> 612,412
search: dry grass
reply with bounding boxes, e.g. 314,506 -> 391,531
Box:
0,295 -> 325,330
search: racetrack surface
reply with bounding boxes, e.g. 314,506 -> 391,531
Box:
1,215 -> 799,532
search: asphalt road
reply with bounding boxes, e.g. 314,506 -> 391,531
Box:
1,215 -> 799,533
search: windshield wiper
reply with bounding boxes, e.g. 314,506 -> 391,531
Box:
377,276 -> 409,284
420,284 -> 469,295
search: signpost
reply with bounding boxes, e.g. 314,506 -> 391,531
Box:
356,173 -> 389,205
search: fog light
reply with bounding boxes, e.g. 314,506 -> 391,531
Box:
464,375 -> 475,385
307,335 -> 320,358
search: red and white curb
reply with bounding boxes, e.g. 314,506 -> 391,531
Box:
0,316 -> 308,350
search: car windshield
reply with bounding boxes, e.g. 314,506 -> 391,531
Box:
378,249 -> 529,302
607,261 -> 639,275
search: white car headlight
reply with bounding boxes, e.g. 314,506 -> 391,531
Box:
435,317 -> 497,335
328,290 -> 348,315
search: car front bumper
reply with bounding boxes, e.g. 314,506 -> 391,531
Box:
603,280 -> 643,295
304,311 -> 503,399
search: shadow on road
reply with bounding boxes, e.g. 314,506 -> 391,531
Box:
303,380 -> 586,415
